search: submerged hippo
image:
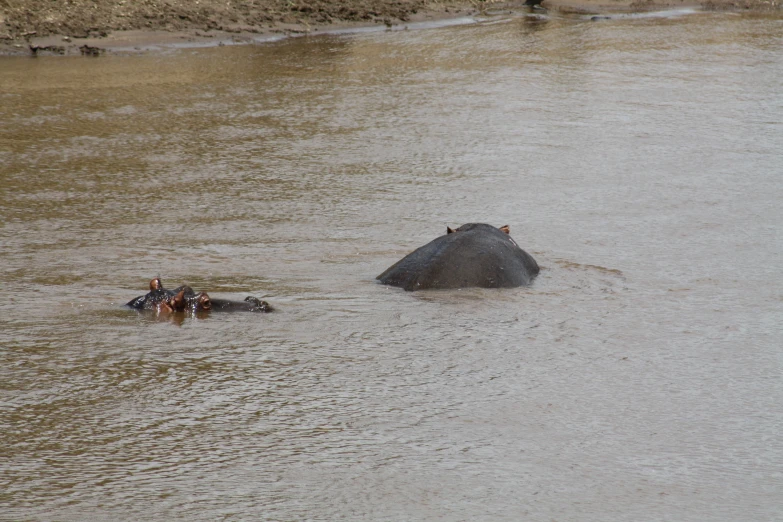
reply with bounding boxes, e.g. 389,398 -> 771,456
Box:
126,278 -> 273,313
377,223 -> 539,291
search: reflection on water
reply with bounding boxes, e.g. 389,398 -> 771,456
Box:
1,10 -> 782,520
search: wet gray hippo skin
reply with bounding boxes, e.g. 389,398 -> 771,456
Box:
209,296 -> 272,313
126,278 -> 273,313
377,223 -> 540,291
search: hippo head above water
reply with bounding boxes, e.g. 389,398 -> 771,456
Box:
161,288 -> 212,314
377,223 -> 540,291
126,278 -> 272,313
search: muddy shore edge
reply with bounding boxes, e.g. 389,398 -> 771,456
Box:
1,0 -> 779,56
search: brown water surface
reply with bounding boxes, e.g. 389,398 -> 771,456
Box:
1,10 -> 782,520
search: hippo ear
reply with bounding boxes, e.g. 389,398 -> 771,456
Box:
499,225 -> 510,234
447,226 -> 456,234
150,277 -> 162,291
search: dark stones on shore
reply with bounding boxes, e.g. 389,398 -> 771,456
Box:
26,43 -> 104,56
29,44 -> 65,55
79,45 -> 105,56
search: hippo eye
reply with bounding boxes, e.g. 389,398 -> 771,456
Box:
160,290 -> 182,312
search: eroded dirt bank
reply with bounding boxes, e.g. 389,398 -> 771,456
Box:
0,0 -> 779,56
0,0 -> 478,55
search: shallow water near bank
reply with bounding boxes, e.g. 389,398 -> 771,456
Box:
1,11 -> 782,520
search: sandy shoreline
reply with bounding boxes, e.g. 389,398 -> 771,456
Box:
1,6 -> 485,57
1,0 -> 779,56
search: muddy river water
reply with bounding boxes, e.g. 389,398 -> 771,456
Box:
1,9 -> 782,520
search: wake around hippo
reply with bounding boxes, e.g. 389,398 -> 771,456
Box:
377,223 -> 539,291
127,277 -> 273,314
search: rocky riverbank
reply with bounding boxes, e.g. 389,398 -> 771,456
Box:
0,0 -> 779,56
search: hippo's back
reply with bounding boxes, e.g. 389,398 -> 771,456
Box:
377,223 -> 539,291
